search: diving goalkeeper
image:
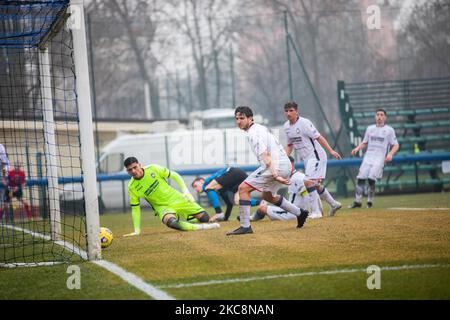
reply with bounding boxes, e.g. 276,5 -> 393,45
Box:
123,157 -> 220,236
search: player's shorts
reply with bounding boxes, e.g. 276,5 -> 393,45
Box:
356,159 -> 384,181
304,157 -> 327,180
244,161 -> 291,196
153,199 -> 205,221
4,188 -> 23,202
265,205 -> 297,221
215,167 -> 248,194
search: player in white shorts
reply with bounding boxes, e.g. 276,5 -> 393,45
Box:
0,143 -> 10,210
283,101 -> 342,217
349,108 -> 399,208
250,156 -> 323,221
226,106 -> 309,235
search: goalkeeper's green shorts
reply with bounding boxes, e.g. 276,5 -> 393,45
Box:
154,200 -> 205,221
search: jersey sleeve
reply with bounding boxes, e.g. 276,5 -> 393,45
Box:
206,190 -> 222,212
362,127 -> 370,144
304,119 -> 321,139
284,124 -> 293,145
129,188 -> 140,206
203,168 -> 228,191
151,164 -> 171,179
250,129 -> 268,156
388,128 -> 398,145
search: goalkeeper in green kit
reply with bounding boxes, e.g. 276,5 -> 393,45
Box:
123,157 -> 220,237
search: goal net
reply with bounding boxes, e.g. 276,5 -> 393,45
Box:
0,0 -> 99,267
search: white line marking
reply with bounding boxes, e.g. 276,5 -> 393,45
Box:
4,224 -> 51,240
158,263 -> 450,289
93,260 -> 175,300
3,224 -> 88,259
389,207 -> 449,211
0,262 -> 64,268
2,224 -> 175,300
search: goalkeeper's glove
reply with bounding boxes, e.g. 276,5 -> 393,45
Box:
123,230 -> 141,237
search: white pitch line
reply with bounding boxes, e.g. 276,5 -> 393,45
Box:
4,224 -> 51,240
93,260 -> 175,300
0,262 -> 65,268
389,207 -> 449,211
158,263 -> 450,289
2,224 -> 175,300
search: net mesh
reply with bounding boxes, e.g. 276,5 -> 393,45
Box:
0,0 -> 86,266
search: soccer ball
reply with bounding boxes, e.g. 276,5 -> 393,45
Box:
99,227 -> 113,249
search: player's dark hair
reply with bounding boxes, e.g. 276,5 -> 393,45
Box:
288,156 -> 295,163
284,101 -> 298,110
124,156 -> 139,167
376,108 -> 387,115
191,176 -> 204,187
197,212 -> 210,223
234,106 -> 253,117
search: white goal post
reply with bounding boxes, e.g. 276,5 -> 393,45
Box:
69,0 -> 101,260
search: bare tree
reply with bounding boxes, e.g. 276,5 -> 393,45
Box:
397,0 -> 450,78
109,0 -> 161,118
168,0 -> 237,110
87,0 -> 165,119
234,0 -> 375,127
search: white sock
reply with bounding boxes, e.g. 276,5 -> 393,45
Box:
308,191 -> 321,214
239,205 -> 251,228
319,187 -> 337,207
277,198 -> 300,216
356,181 -> 365,203
296,196 -> 310,211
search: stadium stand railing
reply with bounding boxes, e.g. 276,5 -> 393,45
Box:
338,77 -> 450,192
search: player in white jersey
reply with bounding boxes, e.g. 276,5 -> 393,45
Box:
349,108 -> 399,208
250,156 -> 323,221
0,143 -> 10,211
226,106 -> 309,235
283,101 -> 342,217
0,143 -> 9,177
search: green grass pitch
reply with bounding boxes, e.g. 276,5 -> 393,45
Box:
1,192 -> 449,300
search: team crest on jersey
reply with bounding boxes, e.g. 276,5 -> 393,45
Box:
296,128 -> 301,134
151,172 -> 156,178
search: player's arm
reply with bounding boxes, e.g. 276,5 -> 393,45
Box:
124,192 -> 141,237
21,171 -> 27,189
351,141 -> 368,156
203,177 -> 225,212
385,130 -> 399,162
316,135 -> 342,160
284,126 -> 294,156
285,144 -> 294,156
352,127 -> 370,156
205,189 -> 222,214
221,192 -> 234,220
153,165 -> 194,202
385,143 -> 399,162
171,171 -> 196,201
261,151 -> 290,185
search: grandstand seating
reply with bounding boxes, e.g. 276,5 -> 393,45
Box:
338,77 -> 450,192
